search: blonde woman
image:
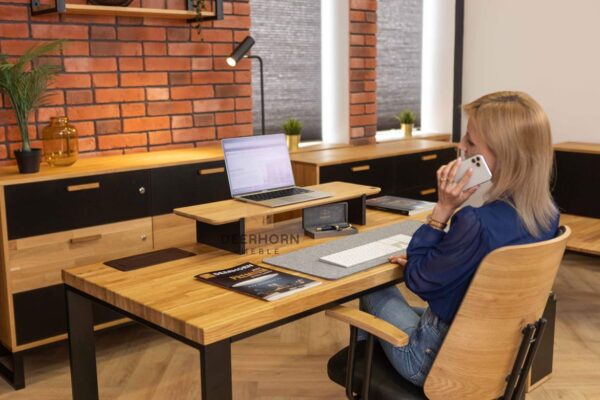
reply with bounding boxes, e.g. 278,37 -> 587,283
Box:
359,91 -> 559,387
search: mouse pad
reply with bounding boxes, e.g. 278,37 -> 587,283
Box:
105,248 -> 196,271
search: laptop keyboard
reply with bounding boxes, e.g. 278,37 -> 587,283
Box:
241,187 -> 310,201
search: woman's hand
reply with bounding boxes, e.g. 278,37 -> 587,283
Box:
432,158 -> 479,223
389,254 -> 407,266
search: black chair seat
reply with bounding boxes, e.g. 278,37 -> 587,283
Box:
327,340 -> 427,400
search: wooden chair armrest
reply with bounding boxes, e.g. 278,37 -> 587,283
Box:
326,305 -> 409,347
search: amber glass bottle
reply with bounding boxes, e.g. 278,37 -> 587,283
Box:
42,117 -> 78,166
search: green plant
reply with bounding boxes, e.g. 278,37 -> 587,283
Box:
193,0 -> 206,40
394,109 -> 416,125
0,40 -> 64,152
282,118 -> 302,136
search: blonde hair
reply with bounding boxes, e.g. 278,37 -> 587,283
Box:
464,91 -> 557,237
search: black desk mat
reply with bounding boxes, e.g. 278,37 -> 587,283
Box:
105,248 -> 195,271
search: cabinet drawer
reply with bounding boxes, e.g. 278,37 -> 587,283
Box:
553,151 -> 600,218
396,149 -> 455,192
5,170 -> 151,240
320,157 -> 396,196
13,284 -> 122,346
396,185 -> 439,203
8,218 -> 153,294
151,161 -> 230,215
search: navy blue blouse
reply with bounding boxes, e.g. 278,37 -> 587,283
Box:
404,200 -> 559,324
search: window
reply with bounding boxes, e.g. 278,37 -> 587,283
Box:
377,0 -> 423,131
250,0 -> 322,141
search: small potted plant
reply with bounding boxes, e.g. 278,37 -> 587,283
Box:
394,109 -> 416,137
282,118 -> 302,152
0,40 -> 64,173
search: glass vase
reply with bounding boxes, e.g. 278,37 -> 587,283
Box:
42,117 -> 78,166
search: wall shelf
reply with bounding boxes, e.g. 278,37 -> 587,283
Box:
31,0 -> 223,22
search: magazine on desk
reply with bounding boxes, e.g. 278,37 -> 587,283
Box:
195,262 -> 321,301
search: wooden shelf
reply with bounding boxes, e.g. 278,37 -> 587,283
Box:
62,3 -> 214,19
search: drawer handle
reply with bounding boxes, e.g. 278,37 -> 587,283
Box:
67,182 -> 100,192
421,154 -> 438,161
70,234 -> 102,244
199,167 -> 225,175
351,165 -> 370,172
420,188 -> 437,196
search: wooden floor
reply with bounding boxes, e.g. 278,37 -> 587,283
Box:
0,251 -> 598,399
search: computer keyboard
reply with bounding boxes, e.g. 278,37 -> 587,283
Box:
319,234 -> 412,268
241,187 -> 310,201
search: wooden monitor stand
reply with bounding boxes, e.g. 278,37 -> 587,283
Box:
174,181 -> 380,254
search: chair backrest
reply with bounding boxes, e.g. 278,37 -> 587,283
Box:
423,226 -> 571,400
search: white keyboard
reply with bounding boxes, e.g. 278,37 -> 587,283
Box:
319,234 -> 412,268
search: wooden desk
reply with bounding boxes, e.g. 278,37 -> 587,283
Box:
62,209 -> 413,400
553,142 -> 600,256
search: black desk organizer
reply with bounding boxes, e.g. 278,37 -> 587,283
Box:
303,203 -> 358,239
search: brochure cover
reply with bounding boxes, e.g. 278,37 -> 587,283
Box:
195,262 -> 321,301
366,195 -> 436,216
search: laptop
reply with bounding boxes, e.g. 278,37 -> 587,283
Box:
222,134 -> 331,207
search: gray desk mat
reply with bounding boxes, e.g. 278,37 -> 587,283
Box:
264,220 -> 423,280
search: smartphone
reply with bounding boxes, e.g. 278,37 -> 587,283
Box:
453,154 -> 492,190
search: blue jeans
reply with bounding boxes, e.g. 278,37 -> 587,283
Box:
359,286 -> 449,387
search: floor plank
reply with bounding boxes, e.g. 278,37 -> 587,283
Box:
0,251 -> 598,399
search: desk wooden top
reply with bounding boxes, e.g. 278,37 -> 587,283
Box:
62,209 -> 420,346
290,139 -> 456,167
554,142 -> 600,154
174,181 -> 381,225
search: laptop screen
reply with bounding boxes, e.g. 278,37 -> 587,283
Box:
222,134 -> 295,197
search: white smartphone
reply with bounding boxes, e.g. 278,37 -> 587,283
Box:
453,154 -> 492,190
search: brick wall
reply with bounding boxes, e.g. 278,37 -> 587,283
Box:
349,0 -> 377,145
0,0 -> 252,165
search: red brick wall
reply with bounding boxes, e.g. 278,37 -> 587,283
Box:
0,0 -> 252,165
349,0 -> 377,145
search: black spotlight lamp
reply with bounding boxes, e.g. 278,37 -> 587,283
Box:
226,36 -> 265,136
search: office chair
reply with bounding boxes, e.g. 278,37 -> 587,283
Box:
326,226 -> 571,400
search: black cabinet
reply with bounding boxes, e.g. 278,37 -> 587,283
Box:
553,151 -> 600,218
5,171 -> 151,240
320,157 -> 396,196
319,148 -> 454,201
150,161 -> 230,215
13,284 -> 121,345
395,149 -> 455,196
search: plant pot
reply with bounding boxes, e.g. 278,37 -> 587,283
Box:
286,134 -> 301,152
14,148 -> 42,174
402,123 -> 413,137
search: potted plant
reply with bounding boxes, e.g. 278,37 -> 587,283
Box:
394,109 -> 416,137
282,118 -> 302,152
0,40 -> 64,173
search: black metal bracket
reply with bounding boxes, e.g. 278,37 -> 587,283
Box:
196,218 -> 246,254
501,318 -> 548,400
31,0 -> 64,16
31,0 -> 224,21
0,344 -> 24,390
347,195 -> 367,226
187,0 -> 224,23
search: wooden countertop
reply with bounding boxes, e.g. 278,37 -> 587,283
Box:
62,209 -> 422,346
554,142 -> 600,154
174,181 -> 380,225
0,144 -> 225,186
0,141 -> 441,186
290,140 -> 456,167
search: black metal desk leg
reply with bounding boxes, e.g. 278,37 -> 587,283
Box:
66,288 -> 99,400
200,340 -> 232,400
